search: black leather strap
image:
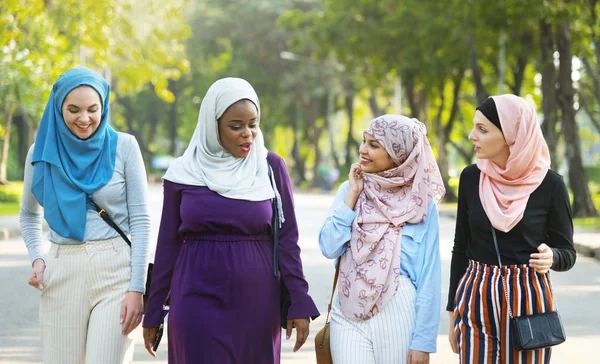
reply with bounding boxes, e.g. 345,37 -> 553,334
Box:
267,163 -> 280,277
90,199 -> 132,247
491,225 -> 502,267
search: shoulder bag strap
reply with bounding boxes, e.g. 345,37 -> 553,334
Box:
267,163 -> 280,277
327,259 -> 341,315
490,225 -> 558,318
90,198 -> 132,247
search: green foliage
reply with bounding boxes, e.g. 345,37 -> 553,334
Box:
0,182 -> 22,203
2,0 -> 600,212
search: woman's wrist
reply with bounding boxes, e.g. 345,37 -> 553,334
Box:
344,191 -> 359,209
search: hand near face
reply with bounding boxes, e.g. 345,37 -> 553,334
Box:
348,163 -> 364,195
344,163 -> 364,209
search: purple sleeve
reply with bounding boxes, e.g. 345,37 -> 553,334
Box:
268,153 -> 320,321
143,180 -> 183,328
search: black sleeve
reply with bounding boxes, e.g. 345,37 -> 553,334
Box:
547,175 -> 576,271
446,167 -> 471,311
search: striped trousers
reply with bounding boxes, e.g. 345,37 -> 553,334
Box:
330,275 -> 416,364
453,260 -> 555,364
39,237 -> 135,364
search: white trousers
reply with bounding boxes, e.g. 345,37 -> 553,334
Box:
39,237 -> 135,364
330,275 -> 417,364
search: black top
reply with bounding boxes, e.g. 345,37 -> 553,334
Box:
446,164 -> 576,311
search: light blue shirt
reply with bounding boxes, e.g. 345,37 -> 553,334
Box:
20,133 -> 151,293
318,181 -> 441,353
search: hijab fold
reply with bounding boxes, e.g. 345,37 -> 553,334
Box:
163,78 -> 284,223
339,115 -> 445,320
477,95 -> 550,232
31,67 -> 118,241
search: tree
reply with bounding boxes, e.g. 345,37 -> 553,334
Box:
555,2 -> 598,217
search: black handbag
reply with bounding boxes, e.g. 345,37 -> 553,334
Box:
267,163 -> 292,330
491,226 -> 566,351
90,199 -> 154,312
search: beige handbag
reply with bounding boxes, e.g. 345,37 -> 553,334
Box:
314,260 -> 340,364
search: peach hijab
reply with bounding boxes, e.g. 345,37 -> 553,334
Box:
477,94 -> 550,232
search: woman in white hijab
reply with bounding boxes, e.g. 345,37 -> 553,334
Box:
142,78 -> 319,363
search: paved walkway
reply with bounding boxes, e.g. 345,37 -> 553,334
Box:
2,187 -> 599,363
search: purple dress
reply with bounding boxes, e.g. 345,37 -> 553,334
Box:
143,153 -> 320,364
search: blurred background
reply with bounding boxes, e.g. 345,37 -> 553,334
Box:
1,0 -> 599,221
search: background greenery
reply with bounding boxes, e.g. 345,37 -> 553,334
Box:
1,0 -> 599,223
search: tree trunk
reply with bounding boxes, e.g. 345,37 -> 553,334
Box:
15,110 -> 32,167
404,75 -> 420,119
434,85 -> 456,202
578,92 -> 600,133
368,88 -> 383,117
539,18 -> 560,170
0,109 -> 14,184
121,98 -> 150,159
168,79 -> 179,156
343,82 -> 359,172
307,98 -> 325,187
556,22 -> 597,217
290,100 -> 306,185
435,70 -> 464,203
466,35 -> 489,104
325,90 -> 341,170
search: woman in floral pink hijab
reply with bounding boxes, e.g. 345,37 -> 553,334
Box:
447,95 -> 576,363
319,115 -> 445,364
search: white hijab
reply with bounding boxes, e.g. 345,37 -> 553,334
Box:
163,78 -> 282,213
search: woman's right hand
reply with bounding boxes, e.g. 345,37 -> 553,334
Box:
28,258 -> 46,290
143,327 -> 159,357
345,163 -> 364,209
448,311 -> 459,354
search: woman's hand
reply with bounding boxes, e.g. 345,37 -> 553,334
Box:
448,311 -> 459,354
143,327 -> 159,357
28,258 -> 46,290
408,350 -> 429,364
286,317 -> 310,352
530,243 -> 554,274
345,163 -> 364,209
121,291 -> 144,335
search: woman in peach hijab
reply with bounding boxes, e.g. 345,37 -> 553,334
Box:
447,94 -> 576,363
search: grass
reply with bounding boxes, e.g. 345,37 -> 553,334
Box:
572,217 -> 600,229
572,194 -> 600,229
0,202 -> 20,215
0,182 -> 23,216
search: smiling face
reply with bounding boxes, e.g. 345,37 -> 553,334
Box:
61,86 -> 102,140
358,132 -> 397,173
217,99 -> 259,158
469,110 -> 510,166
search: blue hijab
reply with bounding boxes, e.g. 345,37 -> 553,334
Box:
31,67 -> 118,241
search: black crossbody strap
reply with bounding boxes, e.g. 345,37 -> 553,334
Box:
491,225 -> 558,317
267,163 -> 280,277
90,199 -> 132,247
490,226 -> 502,267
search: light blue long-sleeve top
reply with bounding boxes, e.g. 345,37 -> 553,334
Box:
318,181 -> 441,353
20,133 -> 151,293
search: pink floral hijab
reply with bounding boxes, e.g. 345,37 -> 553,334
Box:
339,115 -> 445,320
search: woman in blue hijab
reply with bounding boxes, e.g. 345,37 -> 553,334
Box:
19,67 -> 151,364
